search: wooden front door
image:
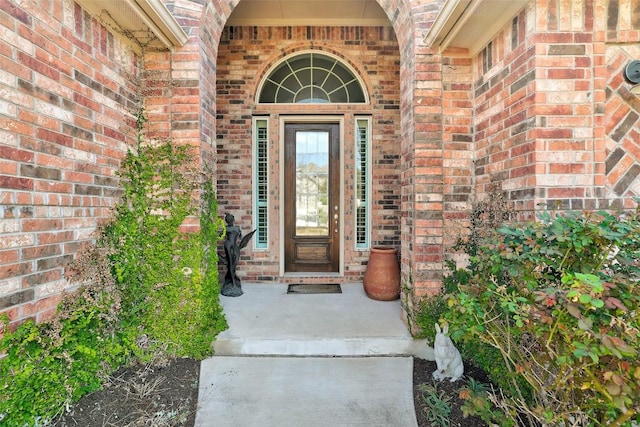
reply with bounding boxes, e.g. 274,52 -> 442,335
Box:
284,123 -> 340,273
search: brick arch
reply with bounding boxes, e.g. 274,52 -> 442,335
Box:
189,0 -> 441,313
201,0 -> 416,57
196,0 -> 418,126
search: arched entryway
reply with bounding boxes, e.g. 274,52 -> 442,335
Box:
186,0 -> 444,311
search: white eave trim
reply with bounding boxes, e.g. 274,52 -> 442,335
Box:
76,0 -> 188,50
131,0 -> 188,47
424,0 -> 528,56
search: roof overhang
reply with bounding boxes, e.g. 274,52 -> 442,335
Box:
226,0 -> 390,26
424,0 -> 528,56
75,0 -> 188,51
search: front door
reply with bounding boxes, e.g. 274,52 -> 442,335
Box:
284,123 -> 340,273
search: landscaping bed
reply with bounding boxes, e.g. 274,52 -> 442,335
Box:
53,358 -> 200,427
413,358 -> 489,427
54,356 -> 488,427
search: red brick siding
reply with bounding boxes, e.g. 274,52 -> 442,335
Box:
441,54 -> 474,254
604,0 -> 640,208
401,2 -> 443,304
0,0 -> 139,330
470,1 -> 636,215
530,1 -> 603,211
144,0 -> 220,177
473,7 -> 538,214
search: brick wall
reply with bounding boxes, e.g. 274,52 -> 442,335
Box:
399,1 -> 443,307
470,0 -> 639,215
529,0 -> 605,211
0,0 -> 140,330
472,6 -> 538,214
604,0 -> 640,207
0,0 -> 423,328
215,26 -> 401,282
161,0 -> 219,190
441,53 -> 474,254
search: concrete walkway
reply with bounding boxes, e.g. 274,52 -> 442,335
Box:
195,283 -> 433,427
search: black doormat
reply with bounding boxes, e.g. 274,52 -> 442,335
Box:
287,284 -> 342,294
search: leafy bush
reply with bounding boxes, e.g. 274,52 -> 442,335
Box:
0,111 -> 227,426
0,246 -> 129,426
415,183 -> 520,396
444,210 -> 640,426
101,138 -> 226,358
458,377 -> 509,426
414,263 -> 460,345
416,260 -> 529,403
415,183 -> 513,344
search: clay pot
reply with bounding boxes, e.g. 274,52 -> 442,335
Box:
363,246 -> 400,301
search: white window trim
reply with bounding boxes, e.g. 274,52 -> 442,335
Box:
355,117 -> 372,250
252,116 -> 269,250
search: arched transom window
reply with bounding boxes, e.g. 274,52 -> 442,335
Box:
258,52 -> 367,104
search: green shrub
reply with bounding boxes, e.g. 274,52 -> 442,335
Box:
101,138 -> 226,358
0,111 -> 227,426
444,210 -> 640,426
0,246 -> 129,426
458,377 -> 509,426
143,222 -> 226,358
414,260 -> 466,344
416,260 -> 529,403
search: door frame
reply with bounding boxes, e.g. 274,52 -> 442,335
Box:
279,116 -> 344,277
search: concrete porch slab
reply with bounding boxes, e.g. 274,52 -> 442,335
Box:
212,283 -> 433,359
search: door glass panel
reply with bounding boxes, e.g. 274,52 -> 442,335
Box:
296,131 -> 329,236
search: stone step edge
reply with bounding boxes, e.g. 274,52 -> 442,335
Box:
213,338 -> 434,359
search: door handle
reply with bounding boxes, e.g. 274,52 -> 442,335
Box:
334,206 -> 339,232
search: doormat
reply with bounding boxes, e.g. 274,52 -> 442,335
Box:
287,284 -> 342,294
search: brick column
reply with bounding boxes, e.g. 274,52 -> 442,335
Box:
396,0 -> 444,326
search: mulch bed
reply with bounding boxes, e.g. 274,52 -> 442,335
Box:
54,357 -> 491,427
53,358 -> 200,427
413,357 -> 490,427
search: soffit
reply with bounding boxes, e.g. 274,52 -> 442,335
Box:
226,0 -> 390,26
75,0 -> 188,51
424,0 -> 528,56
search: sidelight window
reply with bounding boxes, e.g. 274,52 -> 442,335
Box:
253,117 -> 269,249
355,117 -> 371,249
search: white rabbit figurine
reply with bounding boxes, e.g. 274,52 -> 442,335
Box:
432,323 -> 464,382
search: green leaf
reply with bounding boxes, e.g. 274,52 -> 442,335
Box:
575,273 -> 604,292
590,299 -> 604,309
566,303 -> 582,318
606,382 -> 621,396
578,318 -> 593,330
566,289 -> 579,299
579,294 -> 592,304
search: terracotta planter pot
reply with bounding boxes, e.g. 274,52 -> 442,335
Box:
363,246 -> 400,301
